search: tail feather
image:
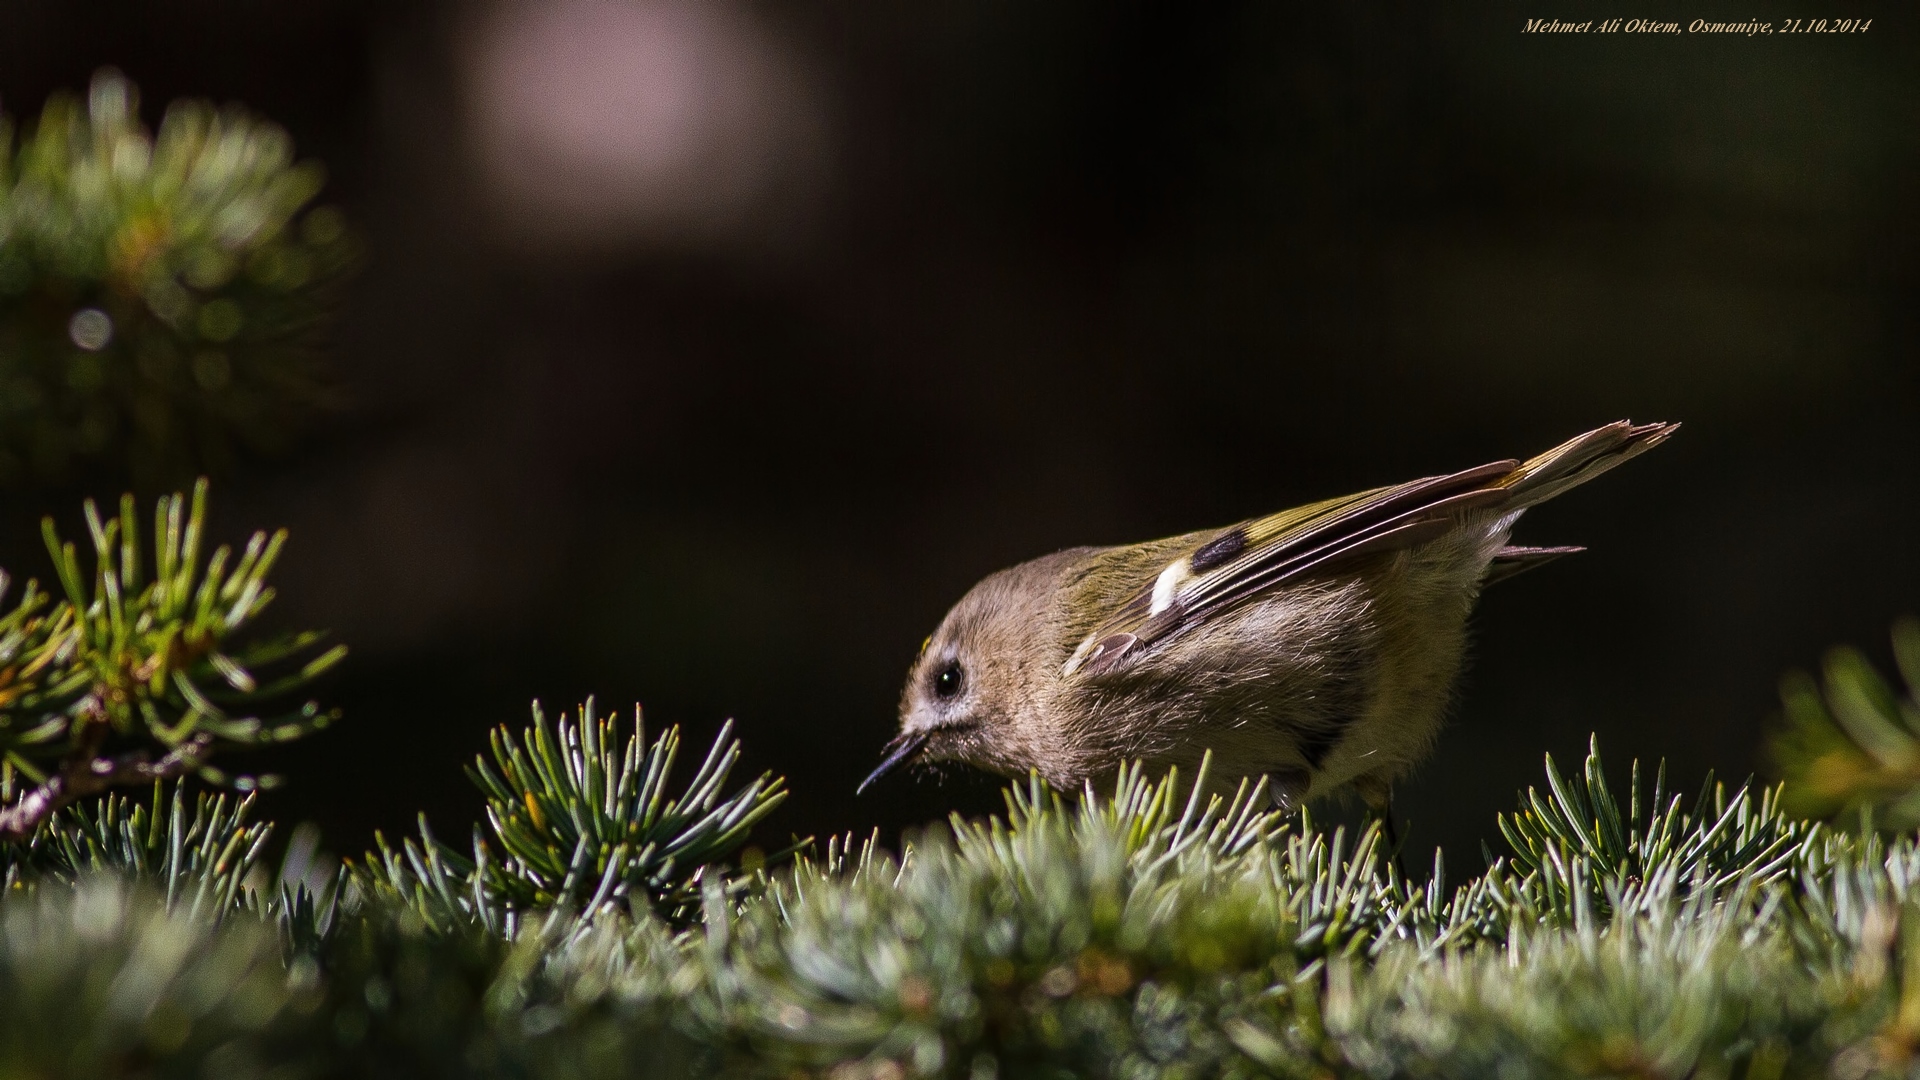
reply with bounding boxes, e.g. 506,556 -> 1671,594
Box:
1496,420 -> 1679,511
1483,544 -> 1585,587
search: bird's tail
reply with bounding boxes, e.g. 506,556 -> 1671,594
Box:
1495,420 -> 1680,511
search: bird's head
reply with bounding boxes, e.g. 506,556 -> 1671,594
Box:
860,548 -> 1091,793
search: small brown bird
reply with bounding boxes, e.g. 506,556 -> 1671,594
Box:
860,421 -> 1677,812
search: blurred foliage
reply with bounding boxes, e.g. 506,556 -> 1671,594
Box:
9,740 -> 1920,1077
0,68 -> 355,488
351,701 -> 794,933
0,877 -> 301,1078
1773,617 -> 1920,829
0,479 -> 343,836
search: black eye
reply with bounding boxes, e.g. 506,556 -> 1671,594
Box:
933,661 -> 964,699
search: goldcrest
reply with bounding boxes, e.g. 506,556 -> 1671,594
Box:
861,420 -> 1678,810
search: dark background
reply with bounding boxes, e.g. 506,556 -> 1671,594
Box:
2,0 -> 1915,868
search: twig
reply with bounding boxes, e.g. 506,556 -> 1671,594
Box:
0,733 -> 214,840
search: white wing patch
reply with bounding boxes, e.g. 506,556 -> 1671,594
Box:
1148,560 -> 1192,616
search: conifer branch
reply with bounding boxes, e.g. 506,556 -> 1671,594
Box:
0,730 -> 212,840
352,700 -> 795,930
30,780 -> 274,917
0,69 -> 356,487
1772,616 -> 1920,828
0,480 -> 341,839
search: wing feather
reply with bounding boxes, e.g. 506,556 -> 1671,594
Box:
1064,420 -> 1677,677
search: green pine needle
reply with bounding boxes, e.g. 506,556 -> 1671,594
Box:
354,700 -> 794,931
0,480 -> 341,837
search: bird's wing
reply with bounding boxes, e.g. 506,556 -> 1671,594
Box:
1062,420 -> 1677,677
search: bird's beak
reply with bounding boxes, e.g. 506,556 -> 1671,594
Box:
857,729 -> 929,795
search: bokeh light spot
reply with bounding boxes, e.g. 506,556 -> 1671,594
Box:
68,308 -> 114,351
465,0 -> 826,251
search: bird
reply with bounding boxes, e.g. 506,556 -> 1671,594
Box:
859,420 -> 1678,816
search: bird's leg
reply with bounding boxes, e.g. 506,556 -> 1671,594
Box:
1354,774 -> 1410,882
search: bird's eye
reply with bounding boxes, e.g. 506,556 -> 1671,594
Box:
933,661 -> 964,699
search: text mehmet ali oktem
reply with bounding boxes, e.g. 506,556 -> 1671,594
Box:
1522,18 -> 1870,34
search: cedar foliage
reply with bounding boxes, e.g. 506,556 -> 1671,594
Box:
0,718 -> 1914,1078
0,480 -> 342,839
5,598 -> 1920,1077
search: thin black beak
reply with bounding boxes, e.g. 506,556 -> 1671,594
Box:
857,730 -> 929,795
